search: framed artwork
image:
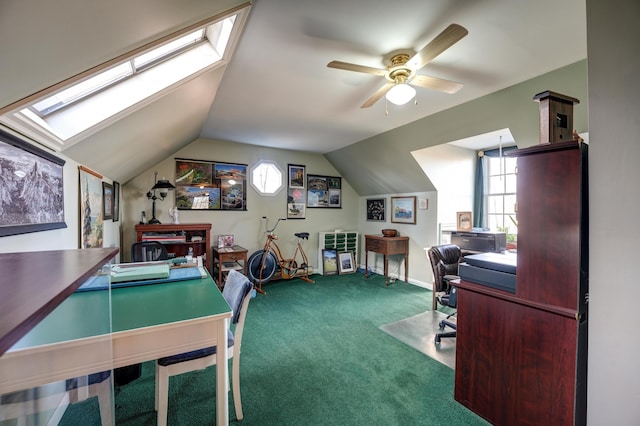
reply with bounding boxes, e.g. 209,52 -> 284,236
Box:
0,129 -> 66,237
391,196 -> 416,224
322,249 -> 338,275
307,174 -> 341,208
112,181 -> 120,222
287,164 -> 306,219
175,159 -> 247,211
102,182 -> 113,220
366,198 -> 385,221
418,198 -> 428,210
338,252 -> 356,274
457,211 -> 473,231
288,164 -> 305,188
79,166 -> 103,248
218,235 -> 235,248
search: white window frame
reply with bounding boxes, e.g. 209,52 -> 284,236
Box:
250,160 -> 284,196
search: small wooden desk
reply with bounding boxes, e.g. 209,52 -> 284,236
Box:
364,235 -> 409,286
212,245 -> 248,288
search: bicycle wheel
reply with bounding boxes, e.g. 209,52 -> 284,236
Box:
247,250 -> 278,284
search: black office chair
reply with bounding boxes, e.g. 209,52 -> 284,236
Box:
427,244 -> 462,344
131,241 -> 169,262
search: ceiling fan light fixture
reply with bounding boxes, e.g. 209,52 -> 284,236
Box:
386,82 -> 416,106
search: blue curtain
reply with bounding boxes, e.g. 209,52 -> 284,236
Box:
473,154 -> 485,228
473,146 -> 518,229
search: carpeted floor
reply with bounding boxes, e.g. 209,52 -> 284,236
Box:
379,310 -> 457,369
59,272 -> 488,426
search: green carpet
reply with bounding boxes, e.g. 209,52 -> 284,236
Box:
60,272 -> 488,425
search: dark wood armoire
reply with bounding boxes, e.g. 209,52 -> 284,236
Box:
454,140 -> 588,425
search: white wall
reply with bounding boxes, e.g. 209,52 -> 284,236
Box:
411,143 -> 476,228
358,190 -> 438,288
0,132 -> 121,258
586,1 -> 640,424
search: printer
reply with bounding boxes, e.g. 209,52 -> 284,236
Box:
450,230 -> 506,253
458,251 -> 517,293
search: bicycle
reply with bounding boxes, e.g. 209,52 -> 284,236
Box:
247,216 -> 314,294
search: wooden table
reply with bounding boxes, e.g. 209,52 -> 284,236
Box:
364,235 -> 409,285
212,245 -> 248,288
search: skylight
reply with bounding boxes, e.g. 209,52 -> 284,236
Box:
0,4 -> 250,152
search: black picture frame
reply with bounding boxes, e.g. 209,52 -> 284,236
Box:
0,128 -> 67,237
287,164 -> 306,219
322,249 -> 338,275
366,198 -> 385,221
307,174 -> 341,208
112,181 -> 120,222
174,158 -> 247,211
102,182 -> 113,220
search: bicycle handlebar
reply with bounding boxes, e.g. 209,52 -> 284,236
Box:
262,216 -> 287,234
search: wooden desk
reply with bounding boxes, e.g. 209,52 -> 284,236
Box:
0,273 -> 232,425
212,245 -> 248,288
364,235 -> 409,285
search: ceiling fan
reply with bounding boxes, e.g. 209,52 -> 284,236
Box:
327,23 -> 468,108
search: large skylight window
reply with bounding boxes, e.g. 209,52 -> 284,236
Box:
0,4 -> 250,152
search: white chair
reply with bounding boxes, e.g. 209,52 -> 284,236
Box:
154,270 -> 253,425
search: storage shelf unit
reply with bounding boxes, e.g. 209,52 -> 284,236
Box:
318,231 -> 358,274
135,223 -> 212,275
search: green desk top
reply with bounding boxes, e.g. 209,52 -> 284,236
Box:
8,275 -> 230,351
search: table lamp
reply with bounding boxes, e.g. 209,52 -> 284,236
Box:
146,171 -> 176,224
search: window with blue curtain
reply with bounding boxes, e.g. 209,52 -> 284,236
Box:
473,146 -> 518,242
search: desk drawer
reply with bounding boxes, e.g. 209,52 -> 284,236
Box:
366,239 -> 383,252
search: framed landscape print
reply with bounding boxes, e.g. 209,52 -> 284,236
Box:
307,174 -> 341,208
0,129 -> 66,237
366,198 -> 385,221
175,159 -> 247,211
322,249 -> 338,275
338,251 -> 356,274
79,166 -> 103,248
391,196 -> 416,224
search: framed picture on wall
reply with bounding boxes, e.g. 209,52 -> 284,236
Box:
0,128 -> 67,237
390,196 -> 416,224
287,164 -> 306,219
307,174 -> 341,208
102,182 -> 113,220
112,181 -> 120,222
366,198 -> 385,221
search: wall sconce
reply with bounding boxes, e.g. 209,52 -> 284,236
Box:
146,171 -> 176,224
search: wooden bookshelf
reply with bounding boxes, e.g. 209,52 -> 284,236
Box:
135,223 -> 212,274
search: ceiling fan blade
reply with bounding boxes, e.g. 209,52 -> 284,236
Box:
361,82 -> 394,108
409,23 -> 468,70
327,60 -> 387,76
411,74 -> 463,94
